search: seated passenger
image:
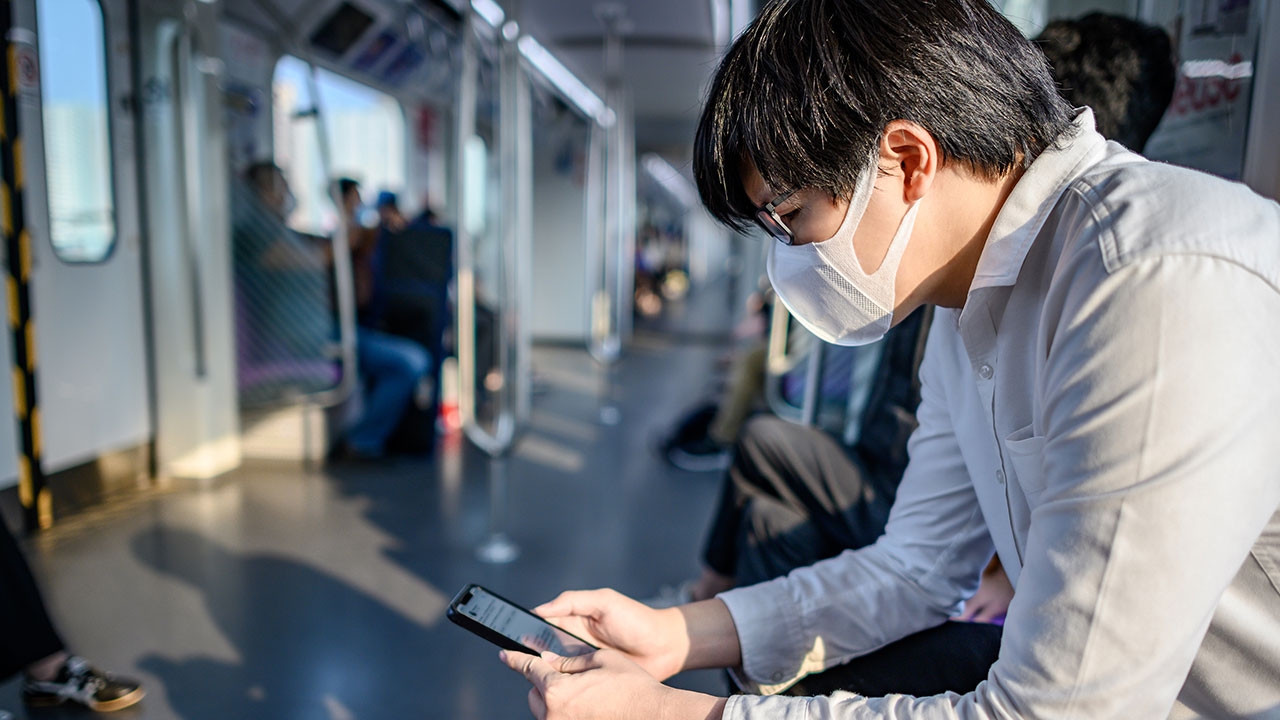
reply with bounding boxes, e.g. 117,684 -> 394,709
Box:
332,178 -> 432,461
233,162 -> 336,400
500,1 -> 1280,717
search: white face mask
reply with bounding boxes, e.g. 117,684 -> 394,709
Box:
766,160 -> 920,346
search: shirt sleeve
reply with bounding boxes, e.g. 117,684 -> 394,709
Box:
724,254 -> 1280,719
720,312 -> 995,693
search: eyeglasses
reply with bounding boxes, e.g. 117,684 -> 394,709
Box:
754,189 -> 798,245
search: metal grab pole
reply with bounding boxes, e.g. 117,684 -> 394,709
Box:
763,292 -> 814,423
454,13 -> 533,563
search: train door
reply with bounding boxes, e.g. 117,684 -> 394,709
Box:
13,0 -> 152,476
136,0 -> 240,479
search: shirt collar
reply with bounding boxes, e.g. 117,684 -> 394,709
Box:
969,108 -> 1110,291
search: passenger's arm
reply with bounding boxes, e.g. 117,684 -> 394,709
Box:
727,256 -> 1280,718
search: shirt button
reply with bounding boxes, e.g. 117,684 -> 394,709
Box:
772,672 -> 785,682
978,363 -> 994,380
996,469 -> 1006,485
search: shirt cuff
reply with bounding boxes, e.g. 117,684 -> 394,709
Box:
719,579 -> 817,691
723,693 -> 814,720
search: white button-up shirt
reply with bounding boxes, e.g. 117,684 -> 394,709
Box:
720,110 -> 1280,719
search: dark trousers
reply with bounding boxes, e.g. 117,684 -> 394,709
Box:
783,621 -> 1003,698
703,415 -> 895,586
0,518 -> 65,680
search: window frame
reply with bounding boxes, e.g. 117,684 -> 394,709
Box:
35,0 -> 121,265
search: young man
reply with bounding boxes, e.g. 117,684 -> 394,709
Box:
499,0 -> 1280,718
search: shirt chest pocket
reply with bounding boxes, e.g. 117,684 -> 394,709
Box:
1004,424 -> 1048,504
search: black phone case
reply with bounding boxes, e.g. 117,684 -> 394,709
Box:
446,584 -> 597,657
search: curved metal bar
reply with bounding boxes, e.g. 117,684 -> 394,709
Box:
584,120 -> 616,363
455,13 -> 530,458
174,18 -> 207,379
252,0 -> 358,410
302,65 -> 360,411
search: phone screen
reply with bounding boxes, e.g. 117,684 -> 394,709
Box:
455,587 -> 595,656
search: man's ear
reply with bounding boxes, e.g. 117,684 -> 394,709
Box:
880,120 -> 939,203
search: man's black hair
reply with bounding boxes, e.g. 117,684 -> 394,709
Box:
694,0 -> 1075,232
1036,13 -> 1175,152
335,177 -> 361,200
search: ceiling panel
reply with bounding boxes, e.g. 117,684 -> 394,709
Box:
222,0 -> 722,150
515,0 -> 720,150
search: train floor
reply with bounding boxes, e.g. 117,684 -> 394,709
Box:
0,289 -> 744,719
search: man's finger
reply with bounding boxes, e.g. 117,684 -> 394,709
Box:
533,589 -> 607,619
543,650 -> 603,675
499,650 -> 558,690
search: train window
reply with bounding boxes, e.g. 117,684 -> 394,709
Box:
37,0 -> 117,263
272,56 -> 407,237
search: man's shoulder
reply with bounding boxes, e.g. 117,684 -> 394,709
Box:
1061,149 -> 1280,287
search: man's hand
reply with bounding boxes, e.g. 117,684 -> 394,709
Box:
500,649 -> 726,720
953,557 -> 1014,623
533,589 -> 689,680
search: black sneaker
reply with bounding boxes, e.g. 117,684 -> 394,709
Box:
666,437 -> 732,472
22,656 -> 145,712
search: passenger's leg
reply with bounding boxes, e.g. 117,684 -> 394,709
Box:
698,416 -> 892,592
346,328 -> 432,456
0,519 -> 65,681
782,621 -> 1003,698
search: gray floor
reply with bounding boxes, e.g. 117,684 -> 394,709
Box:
0,293 -> 741,719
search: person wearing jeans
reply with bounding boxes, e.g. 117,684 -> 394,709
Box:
344,328 -> 432,458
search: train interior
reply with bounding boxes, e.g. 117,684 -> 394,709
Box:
0,0 -> 1277,717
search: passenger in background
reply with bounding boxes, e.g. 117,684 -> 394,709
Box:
1036,12 -> 1176,153
0,519 -> 144,712
375,190 -> 408,234
332,179 -> 431,461
234,162 -> 336,401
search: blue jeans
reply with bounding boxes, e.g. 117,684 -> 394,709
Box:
347,328 -> 432,455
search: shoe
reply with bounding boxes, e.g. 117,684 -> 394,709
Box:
666,437 -> 732,472
642,581 -> 695,609
22,656 -> 145,712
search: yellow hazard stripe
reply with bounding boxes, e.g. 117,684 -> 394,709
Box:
1,182 -> 10,237
17,456 -> 30,507
30,406 -> 40,460
11,365 -> 23,419
6,276 -> 16,329
18,228 -> 29,281
37,487 -> 51,529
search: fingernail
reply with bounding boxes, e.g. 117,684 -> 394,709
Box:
498,650 -> 507,661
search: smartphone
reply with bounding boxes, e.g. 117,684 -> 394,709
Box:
447,584 -> 598,657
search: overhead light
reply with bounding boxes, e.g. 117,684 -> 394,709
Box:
642,154 -> 698,208
517,35 -> 614,127
471,0 -> 505,28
